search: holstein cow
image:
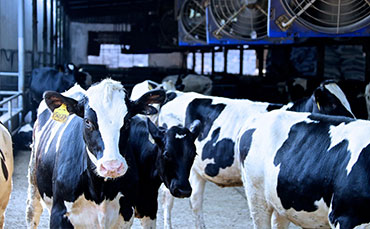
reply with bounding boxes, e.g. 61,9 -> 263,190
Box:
26,79 -> 166,228
29,63 -> 92,122
158,81 -> 354,229
129,117 -> 200,228
0,122 -> 13,228
287,80 -> 355,118
237,110 -> 370,228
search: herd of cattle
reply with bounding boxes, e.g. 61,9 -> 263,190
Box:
2,66 -> 370,228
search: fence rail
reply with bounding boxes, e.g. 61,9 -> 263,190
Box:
0,72 -> 23,134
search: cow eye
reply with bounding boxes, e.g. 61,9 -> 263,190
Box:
85,119 -> 94,131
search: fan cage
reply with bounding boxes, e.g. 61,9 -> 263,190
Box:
209,0 -> 268,40
179,0 -> 208,43
281,0 -> 370,34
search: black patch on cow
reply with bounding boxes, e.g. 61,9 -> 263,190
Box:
0,149 -> 8,181
273,120 -> 351,212
239,129 -> 256,166
202,128 -> 234,177
166,92 -> 177,103
185,99 -> 225,141
328,144 -> 370,228
266,104 -> 284,111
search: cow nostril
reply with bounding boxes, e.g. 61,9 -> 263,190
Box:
99,160 -> 126,178
172,187 -> 192,198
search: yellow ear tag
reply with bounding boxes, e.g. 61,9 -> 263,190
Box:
52,104 -> 69,123
316,102 -> 321,111
148,84 -> 153,90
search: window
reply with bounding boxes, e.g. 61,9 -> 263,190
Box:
88,44 -> 148,68
243,50 -> 257,75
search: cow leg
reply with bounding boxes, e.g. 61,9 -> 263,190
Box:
140,216 -> 156,229
26,151 -> 43,229
271,211 -> 290,229
189,170 -> 206,229
50,200 -> 73,228
0,209 -> 4,229
160,186 -> 174,229
241,170 -> 273,229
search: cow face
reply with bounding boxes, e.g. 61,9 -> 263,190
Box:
148,119 -> 201,198
44,79 -> 166,179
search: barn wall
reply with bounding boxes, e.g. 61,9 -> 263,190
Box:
0,0 -> 53,73
70,22 -> 184,68
149,53 -> 183,68
69,22 -> 116,65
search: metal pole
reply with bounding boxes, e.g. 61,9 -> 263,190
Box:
201,51 -> 204,75
223,47 -> 227,74
211,48 -> 215,75
192,51 -> 196,72
32,0 -> 38,68
50,0 -> 54,65
18,0 -> 25,116
239,46 -> 244,75
55,0 -> 59,64
43,0 -> 48,66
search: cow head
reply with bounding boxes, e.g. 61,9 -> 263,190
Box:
44,79 -> 166,179
312,80 -> 355,118
147,118 -> 201,198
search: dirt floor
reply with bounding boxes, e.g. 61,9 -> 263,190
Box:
4,150 -> 300,228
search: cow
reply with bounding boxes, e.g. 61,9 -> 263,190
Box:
287,80 -> 355,118
130,80 -> 176,125
162,74 -> 213,95
0,122 -> 13,228
237,110 -> 370,228
29,63 -> 92,122
129,116 -> 201,228
158,81 -> 354,229
26,79 -> 166,228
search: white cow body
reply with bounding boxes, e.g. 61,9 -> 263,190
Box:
237,110 -> 370,228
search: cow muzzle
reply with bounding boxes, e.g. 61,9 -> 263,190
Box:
170,180 -> 192,198
98,159 -> 127,178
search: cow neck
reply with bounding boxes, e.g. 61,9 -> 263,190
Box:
128,118 -> 161,185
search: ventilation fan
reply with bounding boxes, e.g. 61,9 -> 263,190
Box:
207,0 -> 291,44
269,0 -> 370,37
178,0 -> 208,46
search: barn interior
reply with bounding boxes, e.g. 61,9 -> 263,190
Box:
0,0 -> 369,133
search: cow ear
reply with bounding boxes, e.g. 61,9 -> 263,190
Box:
43,91 -> 84,118
313,87 -> 328,111
132,89 -> 166,115
189,119 -> 201,141
147,118 -> 164,145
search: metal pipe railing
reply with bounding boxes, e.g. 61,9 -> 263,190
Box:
0,72 -> 19,77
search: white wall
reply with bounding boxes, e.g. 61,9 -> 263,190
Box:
0,0 -> 53,72
70,22 -> 184,68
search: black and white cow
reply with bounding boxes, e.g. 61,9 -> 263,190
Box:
237,110 -> 370,228
26,79 -> 166,228
287,80 -> 355,118
129,117 -> 200,228
158,81 -> 354,229
29,63 -> 92,122
0,122 -> 13,228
